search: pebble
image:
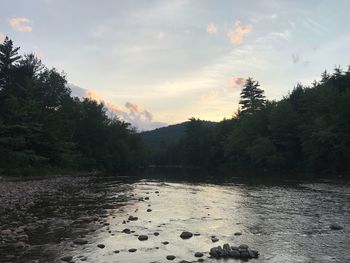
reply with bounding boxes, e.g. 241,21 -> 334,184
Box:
138,235 -> 148,241
211,237 -> 219,242
180,231 -> 193,239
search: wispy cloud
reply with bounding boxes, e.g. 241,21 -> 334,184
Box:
0,32 -> 5,42
68,83 -> 166,131
8,18 -> 33,32
227,21 -> 251,44
225,77 -> 246,89
206,23 -> 217,34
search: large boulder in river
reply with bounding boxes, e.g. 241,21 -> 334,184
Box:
180,231 -> 193,239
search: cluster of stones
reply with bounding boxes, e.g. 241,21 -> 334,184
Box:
209,243 -> 259,260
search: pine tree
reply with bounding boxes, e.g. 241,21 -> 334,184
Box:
0,36 -> 21,90
239,77 -> 266,114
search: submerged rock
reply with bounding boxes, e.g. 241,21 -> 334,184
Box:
194,252 -> 204,257
97,244 -> 105,248
128,248 -> 137,252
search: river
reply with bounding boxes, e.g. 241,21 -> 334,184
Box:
0,170 -> 349,262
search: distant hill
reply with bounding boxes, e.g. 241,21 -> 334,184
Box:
141,121 -> 217,162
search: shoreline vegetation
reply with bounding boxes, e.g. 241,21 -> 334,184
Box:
1,37 -> 350,178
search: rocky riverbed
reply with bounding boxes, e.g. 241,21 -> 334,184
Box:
0,175 -> 349,262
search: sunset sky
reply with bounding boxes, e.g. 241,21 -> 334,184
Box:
1,0 -> 350,130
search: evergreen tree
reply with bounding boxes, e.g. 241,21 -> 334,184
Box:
0,36 -> 21,90
239,77 -> 266,114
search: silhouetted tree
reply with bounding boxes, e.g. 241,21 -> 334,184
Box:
239,77 -> 266,114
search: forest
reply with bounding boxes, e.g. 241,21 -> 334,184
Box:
0,37 -> 145,176
146,69 -> 350,177
1,37 -> 350,177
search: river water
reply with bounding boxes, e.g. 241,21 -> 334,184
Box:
1,171 -> 349,262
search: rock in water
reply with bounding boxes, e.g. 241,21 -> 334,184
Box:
211,237 -> 219,243
180,231 -> 193,239
138,235 -> 148,241
330,223 -> 343,230
166,255 -> 176,260
61,256 -> 73,262
73,238 -> 88,245
209,243 -> 259,260
195,252 -> 204,257
97,244 -> 105,248
128,216 -> 138,221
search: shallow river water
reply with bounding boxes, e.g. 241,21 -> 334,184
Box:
1,172 -> 349,262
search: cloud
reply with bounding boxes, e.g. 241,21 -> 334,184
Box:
206,23 -> 217,34
125,102 -> 140,113
8,18 -> 33,32
225,77 -> 246,89
68,83 -> 166,131
227,21 -> 251,44
0,32 -> 5,43
157,31 -> 165,40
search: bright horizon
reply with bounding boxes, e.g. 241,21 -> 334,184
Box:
1,0 -> 350,130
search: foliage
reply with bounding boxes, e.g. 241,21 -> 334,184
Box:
0,37 -> 145,175
150,71 -> 350,177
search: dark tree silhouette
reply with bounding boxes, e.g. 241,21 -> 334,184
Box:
0,37 -> 21,90
239,77 -> 266,114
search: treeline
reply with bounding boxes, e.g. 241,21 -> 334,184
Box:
0,37 -> 145,176
158,68 -> 350,176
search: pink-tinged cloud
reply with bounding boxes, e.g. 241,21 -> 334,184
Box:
157,31 -> 165,40
68,83 -> 166,131
8,18 -> 33,32
0,32 -> 5,43
227,21 -> 251,44
125,102 -> 140,113
225,77 -> 247,89
206,23 -> 217,34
